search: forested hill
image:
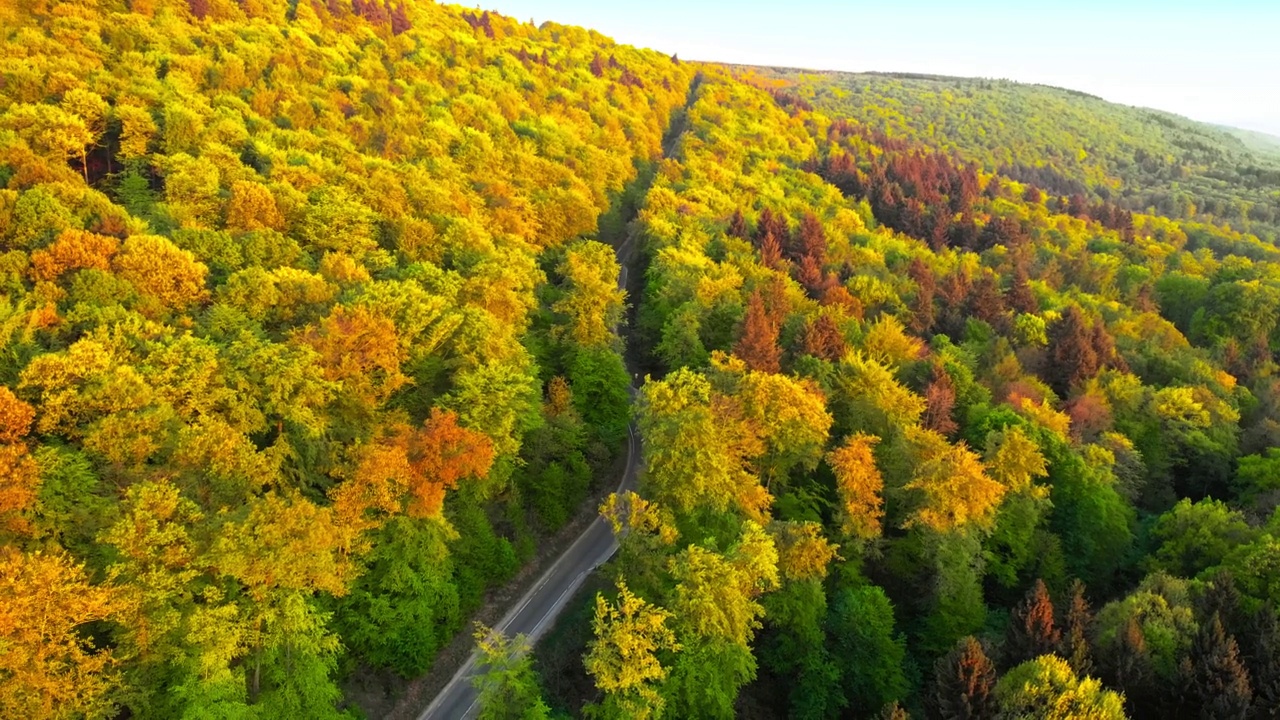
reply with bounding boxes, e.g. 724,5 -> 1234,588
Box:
556,66 -> 1280,719
6,3 -> 1280,720
0,2 -> 690,717
735,67 -> 1280,239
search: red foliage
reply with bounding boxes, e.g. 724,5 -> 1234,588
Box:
735,291 -> 781,373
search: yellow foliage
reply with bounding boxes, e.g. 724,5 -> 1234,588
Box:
0,547 -> 121,720
584,581 -> 678,719
114,234 -> 209,311
904,427 -> 1007,533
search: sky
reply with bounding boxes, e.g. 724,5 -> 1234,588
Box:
480,0 -> 1280,136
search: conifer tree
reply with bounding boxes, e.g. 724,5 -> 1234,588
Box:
801,314 -> 846,362
1243,604 -> 1280,719
1005,579 -> 1061,668
727,209 -> 749,239
1182,613 -> 1252,720
1048,305 -> 1099,397
926,636 -> 997,720
1061,579 -> 1095,677
735,291 -> 781,373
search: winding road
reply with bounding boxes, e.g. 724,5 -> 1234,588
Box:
418,254 -> 643,720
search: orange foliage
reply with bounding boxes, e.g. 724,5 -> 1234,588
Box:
406,408 -> 496,517
827,432 -> 885,540
332,408 -> 495,525
0,444 -> 40,536
301,305 -> 407,406
0,387 -> 35,444
29,229 -> 120,281
0,548 -> 121,720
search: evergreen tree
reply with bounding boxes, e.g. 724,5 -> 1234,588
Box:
926,636 -> 997,720
735,290 -> 782,373
1181,613 -> 1252,720
1005,579 -> 1061,668
1243,604 -> 1280,719
1060,579 -> 1095,677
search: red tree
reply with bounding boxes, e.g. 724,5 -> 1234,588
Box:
735,291 -> 781,373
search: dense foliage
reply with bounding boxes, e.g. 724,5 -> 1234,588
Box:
0,1 -> 691,717
5,2 -> 1280,719
762,70 -> 1280,238
579,63 -> 1280,720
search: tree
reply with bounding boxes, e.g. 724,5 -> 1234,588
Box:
1047,306 -> 1099,397
1242,604 -> 1280,718
735,290 -> 781,373
994,655 -> 1127,720
1149,499 -> 1256,579
473,627 -> 551,720
801,313 -> 846,362
904,427 -> 1006,534
0,548 -> 122,720
923,362 -> 959,436
637,369 -> 769,521
114,234 -> 210,312
583,581 -> 679,720
1062,579 -> 1096,677
1181,614 -> 1252,720
1005,579 -> 1061,668
827,433 -> 885,540
828,583 -> 908,714
553,239 -> 625,348
927,636 -> 997,720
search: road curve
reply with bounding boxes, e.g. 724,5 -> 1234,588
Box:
419,235 -> 643,720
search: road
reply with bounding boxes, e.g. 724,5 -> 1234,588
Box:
418,254 -> 642,720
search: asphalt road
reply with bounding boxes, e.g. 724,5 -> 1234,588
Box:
418,249 -> 642,720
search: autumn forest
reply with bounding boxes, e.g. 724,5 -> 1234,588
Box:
2,2 -> 1280,720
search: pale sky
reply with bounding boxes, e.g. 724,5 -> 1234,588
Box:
479,0 -> 1280,136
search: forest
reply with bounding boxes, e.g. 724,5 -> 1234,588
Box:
3,2 -> 1280,720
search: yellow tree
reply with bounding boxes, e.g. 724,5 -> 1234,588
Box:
904,427 -> 1006,533
734,369 -> 832,489
552,239 -> 625,348
584,581 -> 679,720
114,234 -> 210,312
984,425 -> 1049,496
0,547 -> 122,720
827,432 -> 886,540
637,369 -> 770,522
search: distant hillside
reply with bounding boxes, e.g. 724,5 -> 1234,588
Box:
733,66 -> 1280,235
1218,125 -> 1280,159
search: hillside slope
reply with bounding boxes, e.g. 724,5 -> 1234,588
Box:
0,1 -> 690,717
736,67 -> 1280,237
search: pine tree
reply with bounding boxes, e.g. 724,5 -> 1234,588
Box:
1243,604 -> 1280,719
922,362 -> 958,436
735,291 -> 781,373
759,228 -> 783,269
909,258 -> 937,334
1060,579 -> 1095,677
1182,613 -> 1252,720
927,636 -> 997,720
1005,579 -> 1061,668
1048,306 -> 1099,397
727,209 -> 749,239
1008,263 -> 1037,314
